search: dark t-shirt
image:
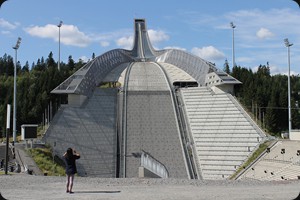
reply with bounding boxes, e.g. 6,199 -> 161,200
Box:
64,154 -> 80,175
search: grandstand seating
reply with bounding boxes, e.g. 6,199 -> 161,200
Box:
44,88 -> 117,177
180,87 -> 265,180
240,140 -> 300,181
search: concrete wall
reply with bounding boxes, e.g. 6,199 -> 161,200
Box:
138,167 -> 161,178
68,94 -> 88,107
290,130 -> 300,141
44,88 -> 118,177
211,85 -> 234,95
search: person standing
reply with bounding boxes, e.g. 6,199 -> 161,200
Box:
63,148 -> 80,194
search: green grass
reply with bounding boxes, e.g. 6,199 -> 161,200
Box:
27,147 -> 66,176
99,81 -> 121,88
230,141 -> 271,179
0,171 -> 15,175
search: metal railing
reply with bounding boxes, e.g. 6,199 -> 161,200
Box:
140,151 -> 169,178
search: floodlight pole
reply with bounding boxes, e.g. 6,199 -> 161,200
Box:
57,21 -> 63,71
230,22 -> 236,68
12,37 -> 21,144
284,38 -> 293,137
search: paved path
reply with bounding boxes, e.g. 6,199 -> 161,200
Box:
14,144 -> 43,175
1,175 -> 300,199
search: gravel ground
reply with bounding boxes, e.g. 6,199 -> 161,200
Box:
1,174 -> 300,200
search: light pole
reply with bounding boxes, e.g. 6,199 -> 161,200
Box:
12,37 -> 21,143
284,38 -> 293,137
230,22 -> 236,68
57,21 -> 63,71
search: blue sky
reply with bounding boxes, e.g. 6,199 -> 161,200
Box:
0,0 -> 300,74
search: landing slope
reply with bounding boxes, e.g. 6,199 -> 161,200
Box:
125,62 -> 188,178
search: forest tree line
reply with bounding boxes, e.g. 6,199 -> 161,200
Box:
0,53 -> 299,138
0,52 -> 86,137
228,64 -> 300,136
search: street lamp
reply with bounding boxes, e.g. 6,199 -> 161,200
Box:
284,38 -> 293,137
12,37 -> 21,143
230,22 -> 236,68
57,21 -> 63,71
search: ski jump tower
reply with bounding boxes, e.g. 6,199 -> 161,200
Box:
45,19 -> 265,180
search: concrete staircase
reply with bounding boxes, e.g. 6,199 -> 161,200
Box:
180,87 -> 264,180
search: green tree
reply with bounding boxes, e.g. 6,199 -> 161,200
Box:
68,55 -> 75,71
46,52 -> 56,68
223,59 -> 230,74
22,61 -> 30,73
265,85 -> 280,134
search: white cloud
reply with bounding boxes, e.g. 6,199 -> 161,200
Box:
116,29 -> 169,49
1,30 -> 11,35
256,28 -> 274,39
116,36 -> 133,49
164,46 -> 187,51
100,41 -> 110,47
148,29 -> 169,44
236,57 -> 254,63
0,18 -> 18,30
267,65 -> 282,75
194,8 -> 300,73
24,23 -> 169,51
90,29 -> 132,48
224,8 -> 300,41
191,46 -> 225,61
25,24 -> 91,47
78,56 -> 90,62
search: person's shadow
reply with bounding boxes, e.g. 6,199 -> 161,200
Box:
75,190 -> 121,194
0,193 -> 7,200
293,192 -> 300,200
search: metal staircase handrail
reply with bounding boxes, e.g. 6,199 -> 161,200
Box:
140,151 -> 169,178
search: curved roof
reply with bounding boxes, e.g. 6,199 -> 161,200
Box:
52,19 -> 239,96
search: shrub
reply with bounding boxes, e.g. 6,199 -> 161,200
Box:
27,147 -> 65,176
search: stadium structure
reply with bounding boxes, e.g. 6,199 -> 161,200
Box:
44,19 -> 267,180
